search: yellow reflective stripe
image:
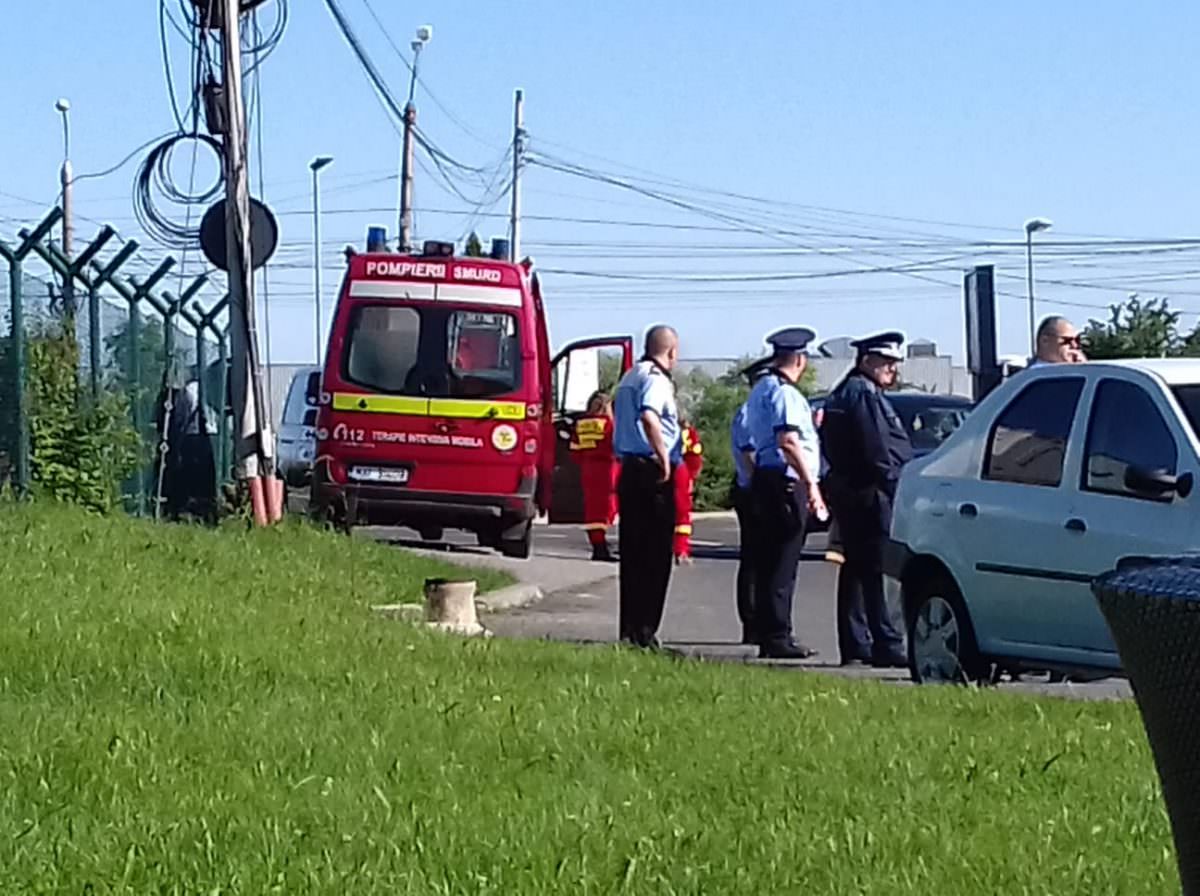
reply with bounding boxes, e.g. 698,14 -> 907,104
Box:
575,418 -> 605,435
331,393 -> 526,420
675,524 -> 693,535
332,393 -> 428,415
582,523 -> 608,531
428,398 -> 526,420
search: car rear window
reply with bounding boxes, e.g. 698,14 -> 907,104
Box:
1171,385 -> 1200,438
984,377 -> 1085,487
344,305 -> 520,398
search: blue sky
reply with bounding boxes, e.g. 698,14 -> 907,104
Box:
3,1 -> 1200,365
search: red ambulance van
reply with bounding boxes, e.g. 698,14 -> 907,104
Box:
310,239 -> 632,558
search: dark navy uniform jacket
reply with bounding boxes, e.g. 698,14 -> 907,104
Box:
820,371 -> 912,515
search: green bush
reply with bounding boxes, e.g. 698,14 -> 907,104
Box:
26,322 -> 140,512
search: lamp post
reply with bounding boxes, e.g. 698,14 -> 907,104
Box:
55,97 -> 74,318
310,156 -> 333,364
1024,217 -> 1053,355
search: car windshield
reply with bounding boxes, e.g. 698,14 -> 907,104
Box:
345,305 -> 520,398
895,402 -> 971,452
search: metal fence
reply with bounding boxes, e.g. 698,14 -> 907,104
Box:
1,207 -> 232,515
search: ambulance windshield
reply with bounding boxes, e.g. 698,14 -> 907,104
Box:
345,305 -> 520,398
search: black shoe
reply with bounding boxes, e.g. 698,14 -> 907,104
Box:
871,652 -> 908,669
621,634 -> 661,651
591,543 -> 616,563
759,640 -> 819,660
740,628 -> 760,645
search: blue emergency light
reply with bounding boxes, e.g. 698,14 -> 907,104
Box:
366,226 -> 388,253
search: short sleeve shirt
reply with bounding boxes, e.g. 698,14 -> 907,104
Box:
746,372 -> 819,479
730,402 -> 755,489
613,360 -> 680,459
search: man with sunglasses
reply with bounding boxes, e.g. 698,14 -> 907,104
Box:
820,331 -> 912,668
1030,316 -> 1088,366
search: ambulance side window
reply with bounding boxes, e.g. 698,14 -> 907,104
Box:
346,306 -> 421,393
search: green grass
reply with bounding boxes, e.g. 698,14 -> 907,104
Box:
0,503 -> 1177,894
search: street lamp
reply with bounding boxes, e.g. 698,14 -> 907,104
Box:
1024,217 -> 1053,355
310,155 -> 334,364
408,24 -> 433,104
399,24 -> 433,250
55,98 -> 74,316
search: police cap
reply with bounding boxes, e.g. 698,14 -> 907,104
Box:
739,356 -> 773,382
764,326 -> 818,354
850,330 -> 905,361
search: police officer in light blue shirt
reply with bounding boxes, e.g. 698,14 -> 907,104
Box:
730,357 -> 771,643
745,326 -> 826,659
612,325 -> 682,648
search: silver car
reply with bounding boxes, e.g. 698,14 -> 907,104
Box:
278,367 -> 321,487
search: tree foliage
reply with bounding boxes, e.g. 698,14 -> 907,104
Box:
463,232 -> 486,257
1082,297 -> 1184,359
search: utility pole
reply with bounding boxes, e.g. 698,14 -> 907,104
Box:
399,104 -> 416,252
218,0 -> 277,524
55,98 -> 74,318
509,89 -> 524,262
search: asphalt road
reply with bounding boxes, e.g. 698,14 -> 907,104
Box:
371,514 -> 1132,701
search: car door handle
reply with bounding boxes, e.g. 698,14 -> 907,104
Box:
1064,518 -> 1087,533
958,502 -> 978,518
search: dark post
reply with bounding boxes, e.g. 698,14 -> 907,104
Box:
8,258 -> 27,492
963,265 -> 1002,401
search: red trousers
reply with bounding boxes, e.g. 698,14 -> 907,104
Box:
673,464 -> 694,557
581,460 -> 618,546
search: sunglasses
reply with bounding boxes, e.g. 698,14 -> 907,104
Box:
1058,335 -> 1082,348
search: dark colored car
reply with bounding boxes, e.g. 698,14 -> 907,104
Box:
807,391 -> 974,535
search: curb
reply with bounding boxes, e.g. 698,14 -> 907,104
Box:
476,582 -> 544,612
371,582 -> 544,623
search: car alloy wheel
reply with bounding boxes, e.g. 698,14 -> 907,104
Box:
911,594 -> 968,684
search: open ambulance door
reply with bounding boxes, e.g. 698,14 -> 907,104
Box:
547,336 -> 634,524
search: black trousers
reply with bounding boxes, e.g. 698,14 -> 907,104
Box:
618,458 -> 676,645
731,482 -> 757,633
831,488 -> 905,661
750,468 -> 809,646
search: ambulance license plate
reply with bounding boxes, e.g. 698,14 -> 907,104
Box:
348,465 -> 410,484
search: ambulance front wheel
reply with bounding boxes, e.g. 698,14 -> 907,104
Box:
498,520 -> 533,559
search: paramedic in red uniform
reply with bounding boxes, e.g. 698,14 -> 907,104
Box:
673,419 -> 704,564
570,392 -> 619,562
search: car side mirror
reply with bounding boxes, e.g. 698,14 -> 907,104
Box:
1178,471 -> 1195,499
304,371 -> 321,406
302,408 -> 318,428
1125,465 -> 1190,499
